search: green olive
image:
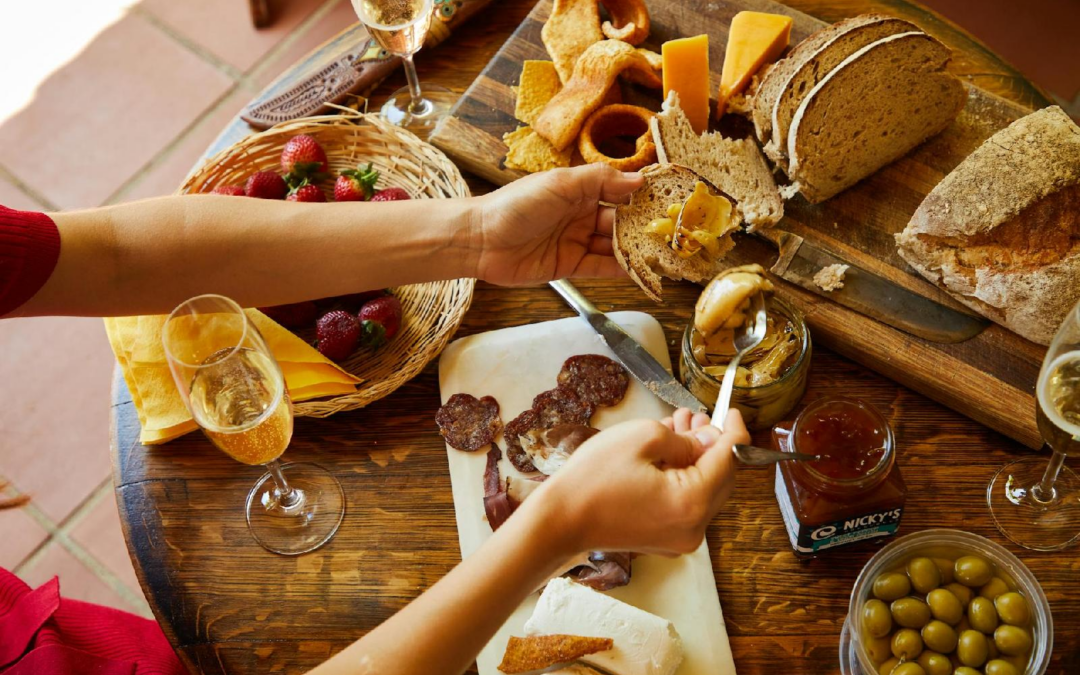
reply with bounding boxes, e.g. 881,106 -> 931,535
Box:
987,638 -> 1000,660
907,557 -> 942,594
866,634 -> 893,665
891,597 -> 932,628
1004,654 -> 1030,670
944,582 -> 974,606
931,557 -> 955,584
969,596 -> 1000,634
927,588 -> 964,625
916,650 -> 952,675
921,620 -> 958,653
874,572 -> 913,601
993,625 -> 1033,656
955,556 -> 993,587
957,629 -> 989,667
994,592 -> 1031,626
953,668 -> 981,675
890,663 -> 926,675
877,656 -> 900,675
863,598 -> 894,638
891,627 -> 924,659
979,577 -> 1010,600
984,658 -> 1020,675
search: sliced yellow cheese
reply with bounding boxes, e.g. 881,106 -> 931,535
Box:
717,11 -> 793,119
662,35 -> 710,135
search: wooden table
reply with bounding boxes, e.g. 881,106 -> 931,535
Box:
111,2 -> 1078,673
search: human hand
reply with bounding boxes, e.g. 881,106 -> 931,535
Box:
471,164 -> 643,286
535,408 -> 750,557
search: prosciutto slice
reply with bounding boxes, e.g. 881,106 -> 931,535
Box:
482,446 -> 514,531
573,551 -> 634,591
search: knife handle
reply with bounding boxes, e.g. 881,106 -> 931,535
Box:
548,279 -> 599,319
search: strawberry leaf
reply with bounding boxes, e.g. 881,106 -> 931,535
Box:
360,319 -> 387,348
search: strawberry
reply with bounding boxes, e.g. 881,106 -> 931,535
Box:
370,187 -> 411,202
258,301 -> 319,328
359,294 -> 402,347
245,171 -> 288,199
286,184 -> 326,202
280,134 -> 329,179
210,185 -> 245,196
334,163 -> 380,202
315,310 -> 362,361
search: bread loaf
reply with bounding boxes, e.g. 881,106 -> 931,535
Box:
896,106 -> 1080,345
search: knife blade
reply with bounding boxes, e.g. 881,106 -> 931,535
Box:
753,229 -> 988,343
548,279 -> 707,413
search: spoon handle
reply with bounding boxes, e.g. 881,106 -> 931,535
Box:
733,444 -> 820,466
711,353 -> 744,431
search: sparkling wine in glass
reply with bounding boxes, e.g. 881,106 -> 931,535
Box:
988,303 -> 1080,551
352,0 -> 455,138
163,294 -> 345,555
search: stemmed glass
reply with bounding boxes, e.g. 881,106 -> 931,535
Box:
988,299 -> 1080,551
351,0 -> 455,137
163,294 -> 345,555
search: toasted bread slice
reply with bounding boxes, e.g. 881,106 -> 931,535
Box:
498,634 -> 614,674
651,92 -> 783,231
613,164 -> 739,303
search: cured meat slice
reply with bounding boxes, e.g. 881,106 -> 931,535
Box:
532,387 -> 594,428
520,424 -> 600,475
573,551 -> 633,590
483,445 -> 515,531
556,354 -> 630,408
435,393 -> 501,452
504,409 -> 541,473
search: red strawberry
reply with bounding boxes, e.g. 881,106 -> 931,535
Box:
334,163 -> 380,202
370,187 -> 411,202
286,184 -> 326,202
281,134 -> 329,178
359,294 -> 402,347
245,171 -> 288,199
316,310 -> 362,361
258,301 -> 319,328
210,185 -> 245,196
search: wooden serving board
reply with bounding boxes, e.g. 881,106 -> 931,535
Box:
430,0 -> 1048,450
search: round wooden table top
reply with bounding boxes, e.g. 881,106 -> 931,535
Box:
110,2 -> 1077,674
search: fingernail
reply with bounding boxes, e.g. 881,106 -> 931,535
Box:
622,171 -> 642,181
694,426 -> 719,447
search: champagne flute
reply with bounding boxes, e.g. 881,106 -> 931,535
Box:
163,295 -> 344,555
352,0 -> 455,137
988,300 -> 1080,551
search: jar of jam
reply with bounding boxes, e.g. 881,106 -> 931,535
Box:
772,397 -> 906,556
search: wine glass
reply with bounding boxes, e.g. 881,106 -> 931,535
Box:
163,295 -> 345,555
988,300 -> 1080,551
351,0 -> 455,138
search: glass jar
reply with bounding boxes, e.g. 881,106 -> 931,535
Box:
678,296 -> 811,430
772,397 -> 907,556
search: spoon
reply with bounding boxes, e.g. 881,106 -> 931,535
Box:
733,444 -> 821,466
711,292 -> 767,432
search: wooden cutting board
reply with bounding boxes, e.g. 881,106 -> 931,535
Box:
429,0 -> 1048,450
438,312 -> 735,675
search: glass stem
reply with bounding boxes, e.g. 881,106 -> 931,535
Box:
401,53 -> 426,114
1032,449 -> 1066,503
266,459 -> 300,507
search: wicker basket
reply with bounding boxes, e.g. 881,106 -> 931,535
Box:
178,113 -> 475,417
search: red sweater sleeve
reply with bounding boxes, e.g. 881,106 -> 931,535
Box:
0,205 -> 61,317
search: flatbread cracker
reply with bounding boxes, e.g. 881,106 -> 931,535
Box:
498,634 -> 613,674
503,127 -> 573,173
514,60 -> 562,126
541,0 -> 604,83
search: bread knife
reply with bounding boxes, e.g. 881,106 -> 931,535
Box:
754,229 -> 987,343
548,280 -> 708,413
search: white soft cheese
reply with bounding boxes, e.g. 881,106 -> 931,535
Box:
524,578 -> 684,675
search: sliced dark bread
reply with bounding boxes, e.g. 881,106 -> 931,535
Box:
613,164 -> 738,303
651,92 -> 783,231
787,31 -> 965,204
896,106 -> 1080,345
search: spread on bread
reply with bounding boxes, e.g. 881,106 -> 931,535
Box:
644,180 -> 736,258
716,11 -> 793,119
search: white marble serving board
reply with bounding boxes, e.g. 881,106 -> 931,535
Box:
438,311 -> 736,675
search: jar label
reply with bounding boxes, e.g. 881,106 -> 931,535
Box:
774,468 -> 903,554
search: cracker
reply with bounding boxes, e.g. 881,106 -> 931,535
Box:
601,0 -> 651,45
541,0 -> 604,83
503,126 -> 573,173
514,60 -> 562,126
498,634 -> 613,674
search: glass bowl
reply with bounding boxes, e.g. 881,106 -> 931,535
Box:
840,529 -> 1052,675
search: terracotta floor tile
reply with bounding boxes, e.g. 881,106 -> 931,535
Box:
18,541 -> 137,613
252,0 -> 357,88
0,317 -> 115,522
0,179 -> 44,212
70,492 -> 145,597
0,508 -> 49,569
123,89 -> 252,201
0,14 -> 233,210
143,0 -> 328,74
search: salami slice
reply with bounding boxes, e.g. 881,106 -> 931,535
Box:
532,387 -> 594,428
435,393 -> 501,452
556,354 -> 629,407
503,409 -> 540,473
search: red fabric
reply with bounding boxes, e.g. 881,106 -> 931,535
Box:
0,568 -> 186,675
0,205 -> 61,317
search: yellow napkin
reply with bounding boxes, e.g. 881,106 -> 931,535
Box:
105,309 -> 362,445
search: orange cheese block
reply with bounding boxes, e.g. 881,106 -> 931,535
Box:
717,11 -> 793,119
662,35 -> 710,135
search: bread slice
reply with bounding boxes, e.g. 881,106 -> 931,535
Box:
896,106 -> 1080,345
613,164 -> 738,302
755,14 -> 920,171
651,92 -> 783,231
787,31 -> 965,204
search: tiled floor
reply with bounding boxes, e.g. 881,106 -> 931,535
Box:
0,0 -> 1077,628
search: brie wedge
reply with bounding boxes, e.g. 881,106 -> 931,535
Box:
524,578 -> 684,675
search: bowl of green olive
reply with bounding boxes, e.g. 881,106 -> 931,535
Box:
839,529 -> 1051,675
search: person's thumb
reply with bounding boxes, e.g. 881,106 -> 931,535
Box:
578,162 -> 643,204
